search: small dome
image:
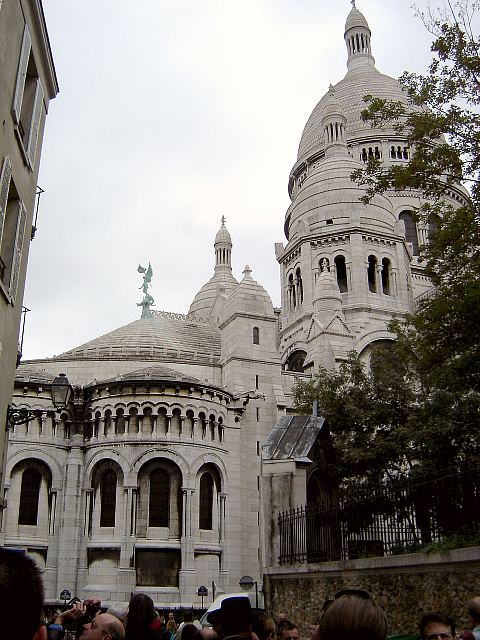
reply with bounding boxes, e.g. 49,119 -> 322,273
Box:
188,271 -> 238,319
345,4 -> 370,33
215,217 -> 232,245
321,89 -> 346,122
222,266 -> 274,319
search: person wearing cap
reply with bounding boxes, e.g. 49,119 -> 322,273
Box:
206,597 -> 254,640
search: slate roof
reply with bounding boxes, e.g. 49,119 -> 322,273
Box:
263,415 -> 326,461
15,366 -> 57,384
91,365 -> 203,387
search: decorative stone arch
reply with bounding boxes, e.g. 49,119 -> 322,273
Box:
216,410 -> 227,423
154,401 -> 170,412
284,349 -> 307,373
196,404 -> 211,417
357,333 -> 397,368
84,449 -> 129,488
87,455 -> 125,534
131,448 -> 189,486
196,462 -> 222,531
190,453 -> 228,494
114,402 -> 127,412
168,402 -> 185,413
139,401 -> 156,412
332,252 -> 349,292
6,449 -> 63,491
125,401 -> 141,411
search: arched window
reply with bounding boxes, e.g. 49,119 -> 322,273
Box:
288,273 -> 296,310
334,255 -> 348,292
381,258 -> 391,295
296,268 -> 304,305
399,211 -> 419,256
285,350 -> 307,373
367,255 -> 377,293
149,469 -> 169,527
199,473 -> 214,530
100,469 -> 117,527
18,468 -> 41,525
253,327 -> 260,345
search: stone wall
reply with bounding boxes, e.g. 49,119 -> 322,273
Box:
264,547 -> 480,637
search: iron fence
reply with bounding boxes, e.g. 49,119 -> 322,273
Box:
278,465 -> 480,565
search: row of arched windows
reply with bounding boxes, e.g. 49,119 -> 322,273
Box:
85,409 -> 224,442
14,461 -> 220,533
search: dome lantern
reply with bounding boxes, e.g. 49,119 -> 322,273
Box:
344,1 -> 375,71
214,215 -> 233,274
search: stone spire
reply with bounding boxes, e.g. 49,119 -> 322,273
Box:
214,216 -> 233,274
344,2 -> 375,71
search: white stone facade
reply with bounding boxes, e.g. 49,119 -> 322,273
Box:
1,4 -> 469,608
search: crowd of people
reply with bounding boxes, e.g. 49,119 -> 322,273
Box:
2,548 -> 480,640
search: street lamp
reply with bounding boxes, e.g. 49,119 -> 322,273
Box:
7,372 -> 72,427
239,575 -> 258,609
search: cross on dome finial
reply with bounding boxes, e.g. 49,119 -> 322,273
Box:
221,215 -> 226,226
351,0 -> 356,7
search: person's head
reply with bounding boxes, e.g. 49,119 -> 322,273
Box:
277,621 -> 299,640
0,548 -> 45,640
319,590 -> 387,640
80,613 -> 125,640
183,611 -> 194,623
199,628 -> 217,640
127,593 -> 157,629
276,613 -> 288,623
207,596 -> 253,637
468,598 -> 480,627
252,614 -> 276,640
181,624 -> 200,640
419,614 -> 455,640
309,623 -> 318,640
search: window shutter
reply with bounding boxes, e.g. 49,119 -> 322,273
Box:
9,200 -> 27,304
26,78 -> 44,169
0,156 -> 12,248
12,25 -> 31,125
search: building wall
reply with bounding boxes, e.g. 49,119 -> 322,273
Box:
264,548 -> 480,636
0,0 -> 58,506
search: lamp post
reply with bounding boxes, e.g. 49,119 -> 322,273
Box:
7,372 -> 72,427
239,575 -> 258,609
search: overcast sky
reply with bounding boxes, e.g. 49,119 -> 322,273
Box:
23,0 -> 435,360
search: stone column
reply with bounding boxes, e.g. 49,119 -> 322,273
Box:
376,264 -> 383,295
48,489 -> 57,536
179,487 -> 195,602
118,486 -> 137,601
55,434 -> 84,597
152,414 -> 158,435
218,492 -> 229,584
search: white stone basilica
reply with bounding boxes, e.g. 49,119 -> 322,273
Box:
0,5 -> 469,608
